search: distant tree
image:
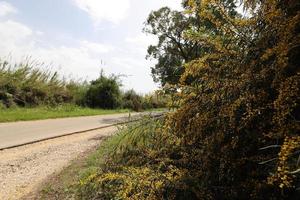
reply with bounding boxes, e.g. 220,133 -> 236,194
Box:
66,80 -> 89,106
144,7 -> 202,86
85,72 -> 121,109
122,89 -> 143,111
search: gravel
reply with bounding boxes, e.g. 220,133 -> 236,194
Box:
0,127 -> 117,200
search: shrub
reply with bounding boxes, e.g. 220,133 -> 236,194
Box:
163,0 -> 300,198
122,89 -> 169,111
66,81 -> 89,106
76,116 -> 186,199
85,72 -> 121,109
143,91 -> 169,109
79,166 -> 186,200
77,0 -> 300,199
122,89 -> 143,111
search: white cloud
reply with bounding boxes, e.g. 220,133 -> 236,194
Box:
35,31 -> 44,36
0,19 -> 115,81
0,20 -> 34,57
73,0 -> 130,24
0,1 -> 17,17
0,20 -> 32,40
80,40 -> 114,55
34,46 -> 101,78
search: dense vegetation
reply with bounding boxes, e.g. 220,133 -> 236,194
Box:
0,59 -> 167,113
77,0 -> 300,199
0,59 -> 79,107
85,72 -> 122,109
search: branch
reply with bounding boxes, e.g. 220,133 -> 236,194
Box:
259,150 -> 300,165
259,145 -> 281,150
289,168 -> 300,175
165,34 -> 189,61
259,157 -> 277,165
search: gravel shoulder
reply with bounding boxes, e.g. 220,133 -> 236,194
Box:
0,126 -> 117,200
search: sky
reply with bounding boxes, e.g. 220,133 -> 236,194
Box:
0,0 -> 182,94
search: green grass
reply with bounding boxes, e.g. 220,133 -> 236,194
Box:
26,144 -> 107,200
32,134 -> 113,199
0,105 -> 129,122
32,117 -> 164,199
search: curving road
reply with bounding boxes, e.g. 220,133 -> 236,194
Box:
0,112 -> 146,150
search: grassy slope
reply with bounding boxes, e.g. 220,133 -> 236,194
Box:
31,119 -> 157,199
28,137 -> 111,199
0,106 -> 129,123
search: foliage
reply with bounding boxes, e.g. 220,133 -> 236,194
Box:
144,7 -> 201,86
0,59 -> 87,107
76,117 -> 184,199
0,58 -> 169,112
66,80 -> 89,106
85,71 -> 122,109
144,1 -> 237,86
122,90 -> 169,111
77,0 -> 300,199
79,166 -> 186,200
163,0 -> 300,198
122,89 -> 143,111
142,90 -> 169,110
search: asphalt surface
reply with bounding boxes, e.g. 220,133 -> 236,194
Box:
0,112 -> 144,150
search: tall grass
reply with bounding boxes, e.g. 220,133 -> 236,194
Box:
0,58 -> 169,111
0,58 -> 86,107
75,115 -> 184,199
99,116 -> 164,157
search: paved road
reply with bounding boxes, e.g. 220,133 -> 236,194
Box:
0,112 -> 145,150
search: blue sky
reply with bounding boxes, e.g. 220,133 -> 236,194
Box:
0,0 -> 182,93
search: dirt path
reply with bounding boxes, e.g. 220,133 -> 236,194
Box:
0,127 -> 117,200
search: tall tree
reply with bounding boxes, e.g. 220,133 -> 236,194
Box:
144,7 -> 203,86
144,1 -> 238,86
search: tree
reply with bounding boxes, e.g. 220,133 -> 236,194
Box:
144,0 -> 238,86
144,1 -> 238,86
85,72 -> 121,109
144,7 -> 202,86
122,89 -> 143,111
